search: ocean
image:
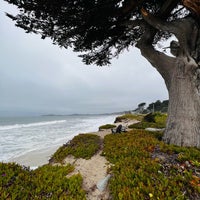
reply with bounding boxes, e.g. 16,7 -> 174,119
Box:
0,114 -> 117,165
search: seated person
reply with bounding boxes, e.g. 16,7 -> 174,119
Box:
112,124 -> 126,133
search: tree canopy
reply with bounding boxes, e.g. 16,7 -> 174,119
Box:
5,0 -> 200,65
4,1 -> 200,147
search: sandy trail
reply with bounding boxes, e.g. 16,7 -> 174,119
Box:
10,118 -> 138,199
64,130 -> 111,200
9,118 -> 138,199
64,119 -> 138,200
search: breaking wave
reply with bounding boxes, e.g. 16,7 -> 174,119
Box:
0,120 -> 66,131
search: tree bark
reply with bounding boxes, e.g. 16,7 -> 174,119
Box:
163,57 -> 200,147
137,16 -> 200,148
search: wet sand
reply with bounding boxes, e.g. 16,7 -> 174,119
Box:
9,119 -> 138,168
9,146 -> 58,168
8,119 -> 138,199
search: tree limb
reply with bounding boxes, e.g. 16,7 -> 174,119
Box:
158,0 -> 180,18
121,19 -> 145,29
141,9 -> 197,57
182,0 -> 200,17
136,26 -> 175,89
120,0 -> 144,15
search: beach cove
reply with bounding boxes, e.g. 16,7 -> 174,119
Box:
10,116 -> 137,199
1,113 -> 200,199
49,119 -> 137,200
0,114 -> 117,167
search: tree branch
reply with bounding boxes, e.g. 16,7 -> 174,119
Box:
121,19 -> 145,29
134,1 -> 180,88
141,9 -> 197,57
136,26 -> 175,89
182,0 -> 200,18
157,0 -> 179,18
120,0 -> 144,15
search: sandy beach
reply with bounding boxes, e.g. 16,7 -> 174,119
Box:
9,146 -> 58,168
8,130 -> 112,166
63,132 -> 111,199
53,119 -> 138,199
10,118 -> 138,199
8,129 -> 113,169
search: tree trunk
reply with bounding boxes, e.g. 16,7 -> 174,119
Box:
163,57 -> 200,148
136,16 -> 200,148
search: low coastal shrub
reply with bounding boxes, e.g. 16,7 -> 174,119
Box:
143,112 -> 156,122
128,121 -> 165,129
159,143 -> 200,162
144,112 -> 167,124
51,134 -> 101,163
128,112 -> 167,130
99,124 -> 116,130
2,113 -> 199,200
0,163 -> 86,199
103,130 -> 200,199
114,114 -> 144,123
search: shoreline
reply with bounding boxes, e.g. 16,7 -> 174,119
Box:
8,130 -> 113,169
9,146 -> 58,168
8,117 -> 137,169
1,115 -> 116,168
2,113 -> 200,200
2,116 -> 142,199
58,119 -> 138,200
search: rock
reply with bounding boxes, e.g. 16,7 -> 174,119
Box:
145,128 -> 165,132
97,174 -> 111,192
185,161 -> 191,168
114,117 -> 122,123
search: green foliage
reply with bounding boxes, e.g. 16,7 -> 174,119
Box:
51,134 -> 101,163
143,113 -> 156,122
129,112 -> 167,130
148,131 -> 164,141
103,130 -> 200,199
99,124 -> 116,130
147,100 -> 169,113
115,114 -> 144,122
128,121 -> 165,129
144,112 -> 167,124
0,163 -> 86,199
138,102 -> 146,108
135,100 -> 169,113
159,143 -> 200,162
4,0 -> 182,66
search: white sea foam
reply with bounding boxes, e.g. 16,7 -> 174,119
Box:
0,120 -> 66,130
30,166 -> 38,170
0,115 -> 117,166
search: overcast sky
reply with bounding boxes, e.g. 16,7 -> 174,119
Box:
0,1 -> 168,116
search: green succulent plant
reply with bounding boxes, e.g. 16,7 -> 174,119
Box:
103,129 -> 200,199
51,134 -> 101,163
0,163 -> 86,199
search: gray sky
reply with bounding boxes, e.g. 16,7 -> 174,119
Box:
0,1 -> 168,116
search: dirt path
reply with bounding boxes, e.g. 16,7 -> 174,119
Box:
65,130 -> 111,200
64,120 -> 138,200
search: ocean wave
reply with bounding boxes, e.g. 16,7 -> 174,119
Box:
0,120 -> 66,130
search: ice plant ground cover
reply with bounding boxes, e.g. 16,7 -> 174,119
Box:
128,112 -> 167,130
50,134 -> 102,163
0,113 -> 200,199
103,113 -> 200,199
0,163 -> 86,199
103,130 -> 200,199
99,124 -> 116,131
